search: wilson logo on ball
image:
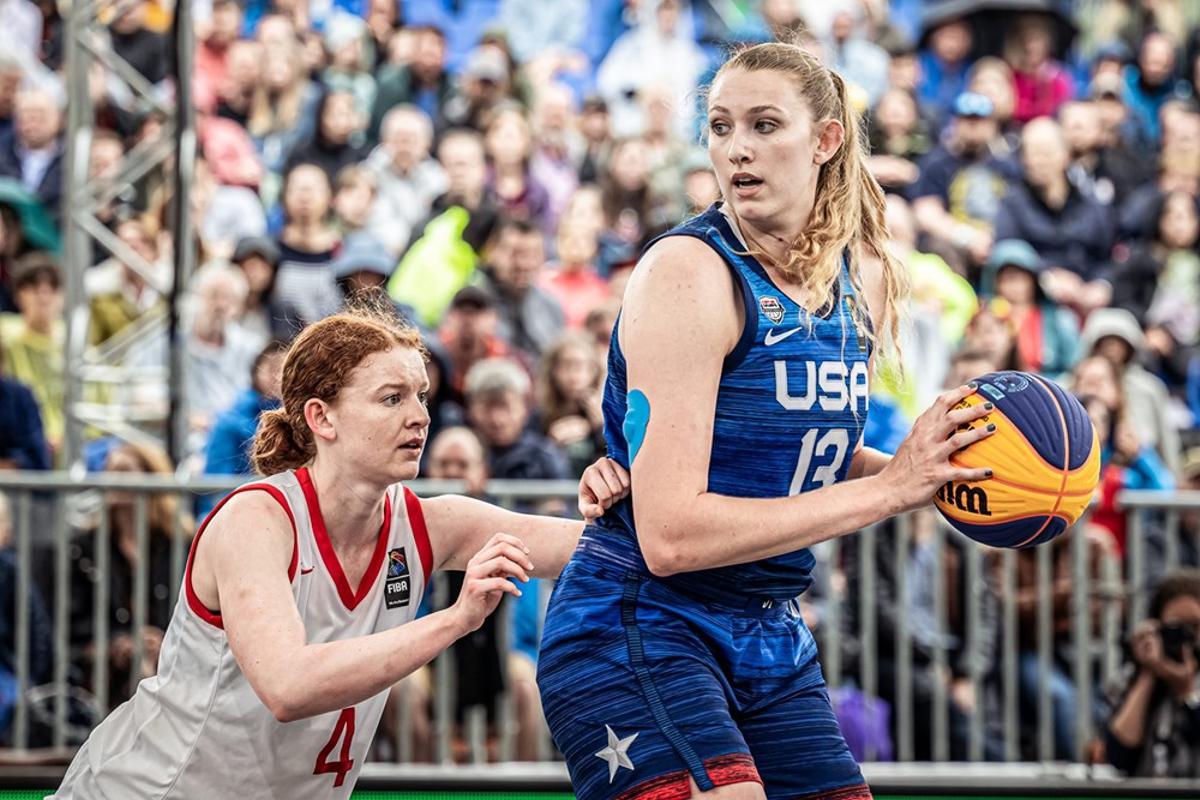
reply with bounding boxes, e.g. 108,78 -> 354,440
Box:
936,481 -> 992,516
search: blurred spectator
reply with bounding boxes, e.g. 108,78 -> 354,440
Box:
332,232 -> 401,309
195,0 -> 244,104
0,87 -> 64,226
680,153 -> 719,215
529,84 -> 583,226
465,356 -> 569,495
198,339 -> 286,517
538,218 -> 607,331
1106,568 -> 1200,777
87,217 -> 166,346
1082,308 -> 1181,475
479,218 -> 564,357
499,0 -> 586,65
246,35 -> 321,181
600,136 -> 674,270
867,88 -> 930,194
1089,75 -> 1156,208
109,0 -> 170,85
884,194 -> 975,416
912,92 -> 1013,270
0,0 -> 40,63
1111,191 -> 1200,346
331,164 -> 377,237
994,118 -> 1113,316
444,44 -> 518,133
365,104 -> 447,255
214,40 -> 260,128
966,57 -> 1018,141
229,235 -> 289,343
321,11 -> 376,120
1004,14 -> 1075,124
193,155 -> 269,261
1087,0 -> 1191,58
963,304 -> 1020,373
827,7 -> 890,107
1123,31 -> 1193,146
484,107 -> 553,235
67,443 -> 189,707
387,130 -> 493,327
596,0 -> 706,138
537,332 -> 605,477
272,162 -> 341,336
0,490 -> 53,746
1080,388 -> 1174,557
1,253 -> 62,456
438,286 -> 512,403
577,94 -> 613,185
369,25 -> 453,140
0,338 -> 48,469
1060,100 -> 1118,207
284,89 -> 369,183
88,129 -> 138,239
0,54 -> 21,143
917,9 -> 974,120
980,239 -> 1079,379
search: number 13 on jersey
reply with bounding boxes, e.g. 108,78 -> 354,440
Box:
789,428 -> 850,494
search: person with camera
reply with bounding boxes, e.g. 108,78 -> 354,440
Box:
1106,569 -> 1200,777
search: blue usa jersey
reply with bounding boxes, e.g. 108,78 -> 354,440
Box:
597,203 -> 872,599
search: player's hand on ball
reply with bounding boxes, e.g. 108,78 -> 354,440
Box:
452,533 -> 534,633
578,457 -> 631,521
883,383 -> 996,512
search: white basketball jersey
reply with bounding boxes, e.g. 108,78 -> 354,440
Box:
52,467 -> 431,800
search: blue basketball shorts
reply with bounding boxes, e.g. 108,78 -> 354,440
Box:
536,552 -> 871,800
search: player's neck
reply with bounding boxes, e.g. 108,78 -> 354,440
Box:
305,458 -> 390,551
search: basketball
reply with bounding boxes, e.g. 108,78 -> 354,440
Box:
933,371 -> 1100,549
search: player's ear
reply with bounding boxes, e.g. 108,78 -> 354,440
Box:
813,119 -> 845,165
304,398 -> 336,442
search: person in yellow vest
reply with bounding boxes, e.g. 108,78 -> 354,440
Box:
0,252 -> 63,458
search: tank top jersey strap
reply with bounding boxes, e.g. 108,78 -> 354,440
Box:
593,202 -> 872,601
183,467 -> 434,628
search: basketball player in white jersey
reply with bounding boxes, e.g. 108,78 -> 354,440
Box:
52,302 -> 630,799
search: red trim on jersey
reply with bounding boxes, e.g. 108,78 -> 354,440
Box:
184,483 -> 298,630
613,753 -> 761,800
296,467 -> 393,611
403,487 -> 433,585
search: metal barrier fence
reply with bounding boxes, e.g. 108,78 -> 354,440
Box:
0,472 -> 1197,771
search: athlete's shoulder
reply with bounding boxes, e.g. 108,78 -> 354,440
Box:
202,481 -> 297,554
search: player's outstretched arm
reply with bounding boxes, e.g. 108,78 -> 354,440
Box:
195,492 -> 528,722
420,457 -> 630,577
622,238 -> 995,576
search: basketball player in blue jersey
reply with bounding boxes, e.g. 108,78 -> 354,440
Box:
537,42 -> 1000,800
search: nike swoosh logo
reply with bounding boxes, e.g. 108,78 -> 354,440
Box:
300,566 -> 315,575
764,327 -> 802,346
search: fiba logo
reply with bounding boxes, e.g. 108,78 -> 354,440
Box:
991,373 -> 1030,394
936,481 -> 992,516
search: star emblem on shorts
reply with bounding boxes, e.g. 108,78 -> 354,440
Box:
595,725 -> 638,783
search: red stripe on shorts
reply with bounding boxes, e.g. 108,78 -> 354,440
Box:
614,752 -> 761,800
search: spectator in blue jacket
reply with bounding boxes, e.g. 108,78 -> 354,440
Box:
0,491 -> 53,746
197,340 -> 287,516
1122,32 -> 1194,147
0,364 -> 49,471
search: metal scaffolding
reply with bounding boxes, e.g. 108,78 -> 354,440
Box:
59,0 -> 195,471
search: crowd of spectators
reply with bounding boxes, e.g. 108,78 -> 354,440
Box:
2,0 -> 1200,775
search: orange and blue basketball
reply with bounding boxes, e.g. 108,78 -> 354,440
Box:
933,371 -> 1100,549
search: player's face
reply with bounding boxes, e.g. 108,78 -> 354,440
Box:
328,347 -> 431,482
706,68 -> 833,237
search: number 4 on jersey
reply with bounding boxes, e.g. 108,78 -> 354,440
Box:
314,707 -> 356,787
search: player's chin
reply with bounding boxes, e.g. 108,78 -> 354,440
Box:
390,448 -> 423,481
